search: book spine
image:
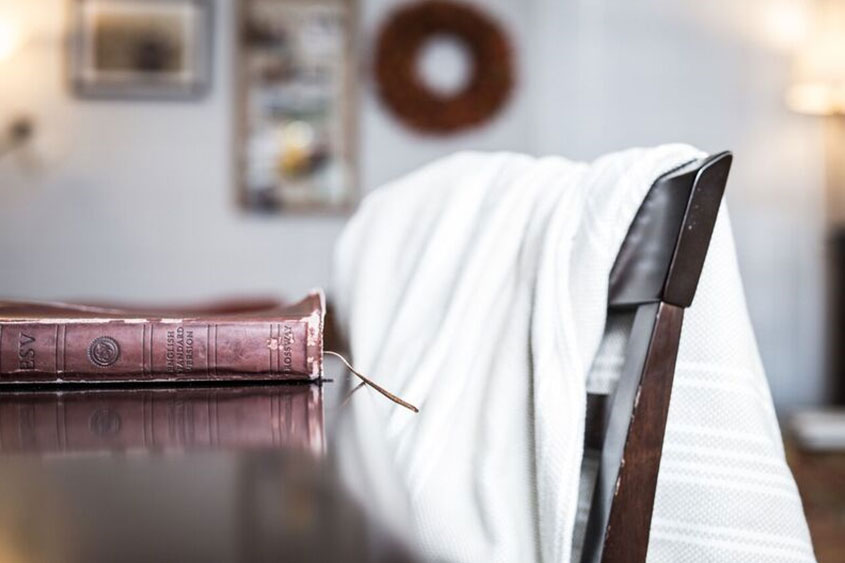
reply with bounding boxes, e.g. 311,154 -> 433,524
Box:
0,386 -> 324,454
0,319 -> 319,383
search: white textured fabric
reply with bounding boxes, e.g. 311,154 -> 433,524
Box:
331,147 -> 815,562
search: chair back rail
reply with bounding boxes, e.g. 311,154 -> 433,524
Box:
609,152 -> 732,308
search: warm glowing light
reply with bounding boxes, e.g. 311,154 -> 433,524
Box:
763,0 -> 812,50
0,17 -> 21,62
788,0 -> 845,115
787,83 -> 845,115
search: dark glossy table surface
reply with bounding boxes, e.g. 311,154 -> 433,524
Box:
0,366 -> 415,562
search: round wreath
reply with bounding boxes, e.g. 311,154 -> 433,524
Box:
374,1 -> 514,134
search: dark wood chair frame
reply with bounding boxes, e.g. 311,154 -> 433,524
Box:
580,151 -> 733,563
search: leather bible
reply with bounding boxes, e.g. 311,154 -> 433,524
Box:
0,290 -> 324,384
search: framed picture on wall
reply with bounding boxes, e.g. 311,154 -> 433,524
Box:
69,0 -> 213,100
236,0 -> 357,213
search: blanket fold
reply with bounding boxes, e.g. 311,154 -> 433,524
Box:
332,146 -> 814,562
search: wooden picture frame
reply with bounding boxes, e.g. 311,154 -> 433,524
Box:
235,0 -> 358,213
69,0 -> 213,100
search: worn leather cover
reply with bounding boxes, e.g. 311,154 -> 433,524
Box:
0,290 -> 325,383
0,384 -> 324,454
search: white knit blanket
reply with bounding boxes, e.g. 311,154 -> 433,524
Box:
331,147 -> 814,562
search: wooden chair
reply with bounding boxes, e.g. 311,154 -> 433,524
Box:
326,150 -> 733,563
580,151 -> 733,563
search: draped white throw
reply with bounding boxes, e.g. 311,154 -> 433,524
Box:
331,146 -> 815,562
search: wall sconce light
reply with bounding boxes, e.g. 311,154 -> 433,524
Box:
0,10 -> 35,160
0,116 -> 33,159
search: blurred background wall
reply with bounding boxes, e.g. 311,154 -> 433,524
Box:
0,0 -> 829,410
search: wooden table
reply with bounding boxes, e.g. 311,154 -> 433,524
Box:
0,376 -> 416,563
786,442 -> 845,563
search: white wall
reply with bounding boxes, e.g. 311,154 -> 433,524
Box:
0,0 -> 828,409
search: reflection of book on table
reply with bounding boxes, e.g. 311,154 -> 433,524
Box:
0,291 -> 324,384
0,384 -> 324,454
